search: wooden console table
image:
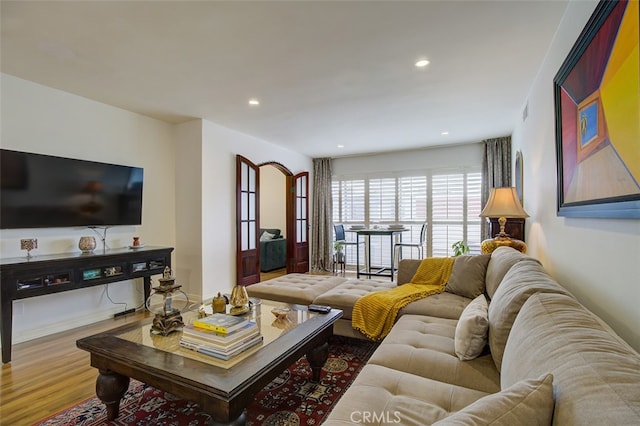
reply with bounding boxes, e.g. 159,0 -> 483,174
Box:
0,246 -> 173,363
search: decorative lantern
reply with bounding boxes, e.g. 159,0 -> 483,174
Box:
145,266 -> 189,335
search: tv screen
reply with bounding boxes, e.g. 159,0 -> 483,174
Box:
0,149 -> 143,229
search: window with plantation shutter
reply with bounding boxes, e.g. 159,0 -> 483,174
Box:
399,176 -> 427,222
340,179 -> 365,223
369,178 -> 396,223
332,179 -> 365,265
432,173 -> 464,257
331,181 -> 340,223
466,172 -> 482,253
368,178 -> 396,266
332,168 -> 481,266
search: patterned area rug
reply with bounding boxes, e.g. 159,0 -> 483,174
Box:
34,336 -> 377,426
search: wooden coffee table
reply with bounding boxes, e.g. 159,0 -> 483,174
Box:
76,300 -> 342,425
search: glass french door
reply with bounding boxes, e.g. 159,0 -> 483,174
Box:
287,172 -> 309,273
236,155 -> 260,285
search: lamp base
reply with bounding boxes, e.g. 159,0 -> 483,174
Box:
150,311 -> 184,336
481,234 -> 527,254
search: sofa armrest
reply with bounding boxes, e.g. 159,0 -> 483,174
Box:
397,259 -> 422,284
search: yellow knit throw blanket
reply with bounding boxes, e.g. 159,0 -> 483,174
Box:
351,257 -> 455,341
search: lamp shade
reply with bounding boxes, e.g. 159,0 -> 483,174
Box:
480,187 -> 529,218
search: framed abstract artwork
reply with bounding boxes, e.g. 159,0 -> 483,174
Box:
553,0 -> 639,218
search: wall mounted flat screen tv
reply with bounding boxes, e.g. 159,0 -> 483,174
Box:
0,149 -> 143,229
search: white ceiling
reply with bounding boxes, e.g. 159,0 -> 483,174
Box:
1,1 -> 568,158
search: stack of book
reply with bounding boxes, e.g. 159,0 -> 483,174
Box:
179,313 -> 262,360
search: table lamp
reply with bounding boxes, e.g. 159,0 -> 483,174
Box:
479,187 -> 529,254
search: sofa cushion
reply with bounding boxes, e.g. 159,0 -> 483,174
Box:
502,293 -> 640,425
488,259 -> 571,372
312,279 -> 395,320
368,314 -> 500,393
259,231 -> 275,241
245,274 -> 347,305
445,254 -> 491,299
322,364 -> 490,426
454,294 -> 489,361
397,259 -> 421,285
433,373 -> 554,426
399,291 -> 470,320
260,228 -> 281,238
485,247 -> 539,299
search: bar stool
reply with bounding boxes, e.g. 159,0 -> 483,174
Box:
393,222 -> 427,266
334,224 -> 364,269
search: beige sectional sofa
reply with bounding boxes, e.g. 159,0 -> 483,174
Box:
247,247 -> 640,425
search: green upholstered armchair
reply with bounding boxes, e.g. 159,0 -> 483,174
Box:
259,228 -> 287,272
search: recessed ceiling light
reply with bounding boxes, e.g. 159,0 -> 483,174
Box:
415,59 -> 430,68
441,131 -> 449,135
337,144 -> 345,148
248,98 -> 260,106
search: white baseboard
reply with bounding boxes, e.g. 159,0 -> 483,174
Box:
8,307 -> 135,346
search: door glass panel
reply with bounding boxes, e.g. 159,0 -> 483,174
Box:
301,219 -> 307,242
241,192 -> 248,220
241,222 -> 248,250
249,193 -> 256,221
249,222 -> 256,250
249,167 -> 256,191
242,163 -> 248,192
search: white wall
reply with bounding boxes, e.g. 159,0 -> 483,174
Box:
333,143 -> 483,175
174,120 -> 203,301
512,0 -> 640,351
0,74 -> 176,344
174,119 -> 312,303
259,165 -> 287,236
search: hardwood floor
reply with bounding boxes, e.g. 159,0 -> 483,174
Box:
260,267 -> 287,281
0,268 -> 353,425
0,310 -> 149,425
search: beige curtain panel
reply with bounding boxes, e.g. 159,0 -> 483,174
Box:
482,136 -> 512,239
310,157 -> 333,272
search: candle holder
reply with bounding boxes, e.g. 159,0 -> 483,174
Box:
145,266 -> 189,336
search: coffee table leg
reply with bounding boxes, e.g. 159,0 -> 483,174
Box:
96,369 -> 129,420
306,341 -> 329,382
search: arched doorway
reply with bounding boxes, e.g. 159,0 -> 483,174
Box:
235,156 -> 309,286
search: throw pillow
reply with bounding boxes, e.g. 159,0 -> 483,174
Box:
446,254 -> 491,299
454,294 -> 489,360
432,373 -> 554,426
260,231 -> 275,241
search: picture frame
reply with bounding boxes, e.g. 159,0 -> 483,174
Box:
553,0 -> 639,218
514,150 -> 523,205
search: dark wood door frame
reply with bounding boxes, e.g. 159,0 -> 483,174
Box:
236,158 -> 310,285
